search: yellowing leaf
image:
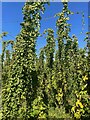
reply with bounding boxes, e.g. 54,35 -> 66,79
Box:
83,75 -> 88,81
71,106 -> 76,112
74,111 -> 81,119
76,100 -> 83,108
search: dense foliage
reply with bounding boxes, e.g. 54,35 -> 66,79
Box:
0,1 -> 90,120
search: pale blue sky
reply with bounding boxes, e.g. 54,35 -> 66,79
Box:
0,2 -> 89,55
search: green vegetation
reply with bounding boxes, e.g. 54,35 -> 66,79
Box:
0,1 -> 90,120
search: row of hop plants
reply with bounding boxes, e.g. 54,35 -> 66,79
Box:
0,1 -> 90,120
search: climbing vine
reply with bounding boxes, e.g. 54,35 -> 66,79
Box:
1,1 -> 90,120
